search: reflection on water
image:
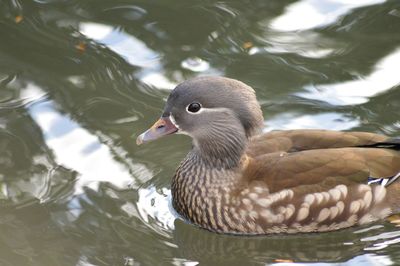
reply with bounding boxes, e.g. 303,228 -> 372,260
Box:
265,112 -> 359,131
272,254 -> 393,266
181,57 -> 211,72
250,31 -> 337,59
79,22 -> 177,90
298,48 -> 400,105
80,22 -> 159,68
271,0 -> 386,31
362,230 -> 400,251
29,98 -> 144,193
136,186 -> 175,231
0,0 -> 400,265
172,219 -> 400,265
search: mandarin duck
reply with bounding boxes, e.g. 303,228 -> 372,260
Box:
137,76 -> 400,234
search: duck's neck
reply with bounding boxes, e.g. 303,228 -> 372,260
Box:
192,123 -> 248,169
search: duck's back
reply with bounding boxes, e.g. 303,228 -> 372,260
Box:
247,129 -> 392,156
232,129 -> 400,233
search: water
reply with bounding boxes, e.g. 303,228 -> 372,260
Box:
0,0 -> 400,265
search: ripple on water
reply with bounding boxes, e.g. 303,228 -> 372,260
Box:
181,57 -> 210,72
297,48 -> 400,106
270,254 -> 393,266
29,98 -> 153,194
0,74 -> 47,109
0,125 -> 76,206
0,79 -> 75,207
1,0 -> 400,265
103,5 -> 148,21
79,22 -> 178,90
270,0 -> 386,32
362,230 -> 400,251
136,186 -> 176,234
250,31 -> 339,59
265,112 -> 360,131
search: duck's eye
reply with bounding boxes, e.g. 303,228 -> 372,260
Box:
187,102 -> 202,113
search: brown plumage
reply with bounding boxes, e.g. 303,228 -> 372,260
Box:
137,76 -> 400,234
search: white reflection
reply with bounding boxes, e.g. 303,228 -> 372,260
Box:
354,224 -> 384,234
79,23 -> 113,40
172,258 -> 199,266
250,30 -> 338,59
265,112 -> 359,131
136,186 -> 176,231
80,22 -> 158,68
140,72 -> 177,90
297,48 -> 400,105
271,0 -> 385,32
26,85 -> 152,194
181,57 -> 210,72
249,45 -> 333,59
20,83 -> 47,105
362,230 -> 400,251
255,15 -> 345,59
76,255 -> 98,266
30,100 -> 135,193
79,22 -> 177,89
271,254 -> 393,266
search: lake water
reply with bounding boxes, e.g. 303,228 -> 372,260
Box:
1,0 -> 400,265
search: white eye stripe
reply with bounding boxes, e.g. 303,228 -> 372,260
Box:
185,106 -> 228,114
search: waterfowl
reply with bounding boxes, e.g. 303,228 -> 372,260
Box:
137,76 -> 400,234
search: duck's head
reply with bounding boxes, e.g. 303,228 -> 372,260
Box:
137,76 -> 263,166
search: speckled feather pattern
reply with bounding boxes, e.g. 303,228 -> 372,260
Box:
172,130 -> 400,234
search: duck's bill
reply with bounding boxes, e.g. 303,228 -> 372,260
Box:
136,116 -> 178,145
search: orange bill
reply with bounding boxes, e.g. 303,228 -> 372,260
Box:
136,116 -> 178,145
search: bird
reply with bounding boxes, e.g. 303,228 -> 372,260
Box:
136,76 -> 400,235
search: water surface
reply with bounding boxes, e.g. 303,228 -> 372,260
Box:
1,0 -> 400,265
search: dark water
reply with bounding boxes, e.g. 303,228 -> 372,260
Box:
1,0 -> 400,265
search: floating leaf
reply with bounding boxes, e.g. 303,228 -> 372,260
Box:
387,214 -> 400,226
242,41 -> 253,49
274,259 -> 294,263
75,42 -> 86,53
15,15 -> 23,23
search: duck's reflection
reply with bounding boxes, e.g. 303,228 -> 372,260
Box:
172,219 -> 397,265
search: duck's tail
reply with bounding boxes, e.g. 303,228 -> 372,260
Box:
358,137 -> 400,151
368,172 -> 400,187
363,138 -> 400,187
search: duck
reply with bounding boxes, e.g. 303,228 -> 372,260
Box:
136,76 -> 400,235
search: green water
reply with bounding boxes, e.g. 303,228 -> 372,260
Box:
1,0 -> 400,265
